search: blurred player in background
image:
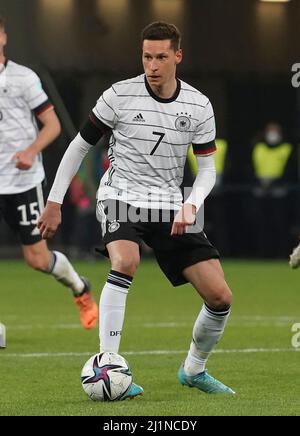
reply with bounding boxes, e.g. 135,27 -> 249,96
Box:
38,21 -> 235,398
0,16 -> 98,331
289,241 -> 300,268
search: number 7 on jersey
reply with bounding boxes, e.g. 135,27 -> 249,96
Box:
150,131 -> 165,155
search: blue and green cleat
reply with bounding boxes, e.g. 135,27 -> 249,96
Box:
120,382 -> 144,400
178,365 -> 235,395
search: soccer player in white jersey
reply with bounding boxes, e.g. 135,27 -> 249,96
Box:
0,16 -> 98,332
38,21 -> 235,397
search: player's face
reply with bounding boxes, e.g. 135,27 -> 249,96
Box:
142,39 -> 182,88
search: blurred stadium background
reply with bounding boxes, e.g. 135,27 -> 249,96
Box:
1,0 -> 300,260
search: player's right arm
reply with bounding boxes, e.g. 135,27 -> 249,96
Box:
38,115 -> 111,239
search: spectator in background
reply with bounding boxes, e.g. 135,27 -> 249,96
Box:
0,16 -> 98,330
250,122 -> 294,258
252,122 -> 292,188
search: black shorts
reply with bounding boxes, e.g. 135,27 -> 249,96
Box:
0,184 -> 44,245
97,199 -> 220,287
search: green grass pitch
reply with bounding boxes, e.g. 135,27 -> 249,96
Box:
0,259 -> 299,416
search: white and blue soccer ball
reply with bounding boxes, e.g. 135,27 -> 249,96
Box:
81,352 -> 132,401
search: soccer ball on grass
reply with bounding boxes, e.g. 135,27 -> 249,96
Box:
81,352 -> 132,401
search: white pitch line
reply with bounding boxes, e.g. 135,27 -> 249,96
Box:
4,315 -> 300,331
0,348 -> 299,358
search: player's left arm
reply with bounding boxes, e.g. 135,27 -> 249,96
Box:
171,153 -> 216,235
12,108 -> 61,170
171,98 -> 217,236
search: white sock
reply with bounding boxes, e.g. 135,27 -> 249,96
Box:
184,303 -> 231,376
48,251 -> 85,296
99,270 -> 132,353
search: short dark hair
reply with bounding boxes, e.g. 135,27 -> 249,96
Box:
141,21 -> 181,51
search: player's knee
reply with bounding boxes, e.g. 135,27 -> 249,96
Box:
111,254 -> 140,276
209,285 -> 232,311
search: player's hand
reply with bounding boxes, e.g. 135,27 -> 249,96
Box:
37,201 -> 62,239
12,149 -> 35,170
171,203 -> 196,236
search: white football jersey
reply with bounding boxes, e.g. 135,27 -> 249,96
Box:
92,74 -> 216,210
0,60 -> 50,194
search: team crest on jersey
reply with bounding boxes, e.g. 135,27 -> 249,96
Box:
175,114 -> 191,132
108,220 -> 120,233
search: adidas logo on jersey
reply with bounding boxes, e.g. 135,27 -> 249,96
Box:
132,113 -> 145,122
